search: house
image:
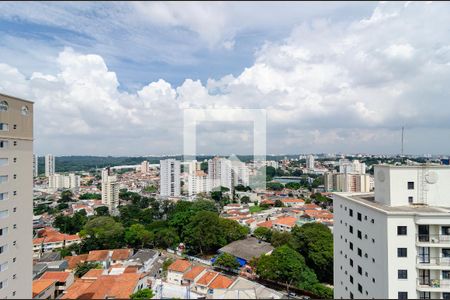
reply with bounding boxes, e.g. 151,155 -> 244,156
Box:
211,276 -> 283,299
86,250 -> 110,268
126,249 -> 159,273
111,249 -> 133,264
193,271 -> 218,295
32,279 -> 57,299
217,237 -> 274,266
64,254 -> 88,271
33,228 -> 82,258
81,269 -> 104,280
167,259 -> 192,284
280,198 -> 305,207
272,216 -> 297,232
40,271 -> 74,297
182,265 -> 207,286
256,220 -> 273,229
207,274 -> 234,295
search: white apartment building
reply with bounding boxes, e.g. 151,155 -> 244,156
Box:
101,168 -> 119,214
208,157 -> 250,192
324,172 -> 374,193
44,154 -> 55,177
33,154 -> 38,177
159,159 -> 180,197
334,164 -> 450,299
140,160 -> 149,174
306,155 -> 315,170
339,159 -> 367,174
0,93 -> 33,298
48,173 -> 80,191
187,160 -> 210,197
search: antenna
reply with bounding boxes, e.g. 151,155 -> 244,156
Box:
401,126 -> 404,156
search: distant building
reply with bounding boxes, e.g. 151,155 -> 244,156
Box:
45,154 -> 55,177
33,154 -> 39,177
339,159 -> 366,174
306,155 -> 315,170
140,160 -> 149,174
324,172 -> 373,193
101,168 -> 119,214
160,159 -> 181,197
48,173 -> 80,191
208,157 -> 250,192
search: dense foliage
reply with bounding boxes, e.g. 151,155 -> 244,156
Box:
130,288 -> 155,300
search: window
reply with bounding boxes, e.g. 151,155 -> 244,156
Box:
357,230 -> 362,239
398,292 -> 408,300
365,253 -> 368,258
0,124 -> 8,131
0,141 -> 7,149
372,238 -> 375,243
0,262 -> 8,272
408,196 -> 413,203
365,272 -> 368,277
350,259 -> 353,267
372,278 -> 375,283
0,101 -> 8,112
0,245 -> 7,254
442,227 -> 450,235
443,249 -> 450,258
358,265 -> 362,275
364,215 -> 367,221
358,248 -> 362,257
350,275 -> 353,284
350,292 -> 354,299
0,176 -> 7,184
349,225 -> 353,234
0,193 -> 7,201
397,226 -> 407,235
358,284 -> 362,293
349,209 -> 353,217
407,181 -> 414,189
443,271 -> 450,280
398,270 -> 408,279
398,248 -> 407,257
357,213 -> 362,221
364,234 -> 368,239
0,228 -> 7,236
349,242 -> 353,250
0,159 -> 6,167
13,141 -> 16,146
371,218 -> 374,224
443,293 -> 450,300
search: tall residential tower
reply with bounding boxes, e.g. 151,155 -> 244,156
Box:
0,93 -> 33,298
44,154 -> 55,177
159,159 -> 180,197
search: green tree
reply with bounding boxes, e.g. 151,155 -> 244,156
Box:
154,228 -> 180,249
213,253 -> 240,270
81,216 -> 125,249
125,224 -> 154,249
240,196 -> 250,204
253,227 -> 272,242
59,190 -> 73,203
79,193 -> 101,200
94,206 -> 109,216
274,199 -> 284,207
266,182 -> 284,191
57,203 -> 69,210
285,182 -> 301,190
290,223 -> 333,283
265,166 -> 276,181
130,288 -> 154,300
270,231 -> 292,247
74,262 -> 101,278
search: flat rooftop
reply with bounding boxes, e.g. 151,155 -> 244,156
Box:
335,192 -> 450,215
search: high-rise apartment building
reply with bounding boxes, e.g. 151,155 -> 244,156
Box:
159,159 -> 180,197
0,93 -> 33,298
207,157 -> 250,192
324,172 -> 373,193
140,160 -> 149,174
32,154 -> 38,177
306,154 -> 315,170
339,159 -> 367,174
101,168 -> 119,214
44,154 -> 55,177
48,173 -> 80,191
334,164 -> 450,299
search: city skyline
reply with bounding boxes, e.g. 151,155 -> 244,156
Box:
1,2 -> 450,155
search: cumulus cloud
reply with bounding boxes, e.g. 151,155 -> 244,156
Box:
1,2 -> 450,155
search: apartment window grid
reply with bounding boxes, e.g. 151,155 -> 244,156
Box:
398,270 -> 408,279
397,226 -> 407,235
398,248 -> 407,257
398,292 -> 408,300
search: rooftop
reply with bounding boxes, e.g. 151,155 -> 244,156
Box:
218,237 -> 274,261
40,271 -> 71,283
32,279 -> 56,297
86,250 -> 109,262
183,265 -> 206,281
168,259 -> 192,273
65,254 -> 88,269
128,249 -> 158,264
196,271 -> 218,286
208,274 -> 234,289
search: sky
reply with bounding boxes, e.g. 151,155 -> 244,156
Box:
0,1 -> 449,156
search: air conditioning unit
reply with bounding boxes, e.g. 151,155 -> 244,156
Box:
431,238 -> 438,243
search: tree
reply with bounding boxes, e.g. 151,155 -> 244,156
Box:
253,227 -> 272,242
270,231 -> 292,247
81,216 -> 125,249
213,253 -> 240,270
240,196 -> 250,204
265,166 -> 276,181
154,228 -> 180,249
95,206 -> 109,216
290,223 -> 333,283
285,182 -> 301,190
130,288 -> 154,300
59,190 -> 73,203
255,245 -> 318,289
57,203 -> 69,210
79,193 -> 101,200
125,224 -> 154,249
292,169 -> 303,177
54,210 -> 87,234
274,199 -> 284,207
74,262 -> 101,278
266,182 -> 284,191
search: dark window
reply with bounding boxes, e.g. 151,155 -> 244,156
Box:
419,292 -> 430,299
349,209 -> 353,217
350,275 -> 353,284
443,271 -> 450,280
357,213 -> 362,221
408,196 -> 413,203
349,242 -> 353,250
397,226 -> 407,235
398,270 -> 408,279
407,182 -> 414,189
372,278 -> 375,283
358,266 -> 362,275
371,218 -> 374,224
358,248 -> 362,257
398,248 -> 407,257
442,227 -> 450,235
443,293 -> 450,300
443,249 -> 450,258
398,292 -> 408,300
350,292 -> 354,299
350,259 -> 353,267
349,226 -> 353,234
357,230 -> 362,239
358,284 -> 362,293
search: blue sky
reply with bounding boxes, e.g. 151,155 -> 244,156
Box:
1,2 -> 450,156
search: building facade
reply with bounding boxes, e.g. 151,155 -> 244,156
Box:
44,154 -> 55,177
306,155 -> 315,170
0,93 -> 33,298
48,173 -> 80,191
324,172 -> 373,193
334,164 -> 450,299
101,168 -> 119,214
33,154 -> 38,177
159,159 -> 180,197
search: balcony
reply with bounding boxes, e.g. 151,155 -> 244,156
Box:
417,279 -> 450,291
417,256 -> 450,267
417,234 -> 450,245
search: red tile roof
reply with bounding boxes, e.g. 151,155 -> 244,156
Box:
208,274 -> 234,289
168,259 -> 192,273
182,266 -> 206,281
273,216 -> 297,227
86,250 -> 109,262
82,269 -> 103,279
196,271 -> 218,286
32,279 -> 56,297
111,249 -> 132,261
40,271 -> 70,283
65,254 -> 88,269
256,220 -> 273,228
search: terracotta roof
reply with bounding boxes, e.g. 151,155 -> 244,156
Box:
65,254 -> 88,269
82,269 -> 104,279
32,279 -> 56,297
61,280 -> 93,299
168,259 -> 192,273
208,275 -> 234,289
124,266 -> 138,273
182,266 -> 206,281
273,216 -> 297,227
196,271 -> 218,286
87,250 -> 109,262
82,274 -> 141,299
245,218 -> 255,224
111,249 -> 132,261
40,271 -> 70,283
281,198 -> 305,203
256,220 -> 273,228
303,203 -> 321,210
